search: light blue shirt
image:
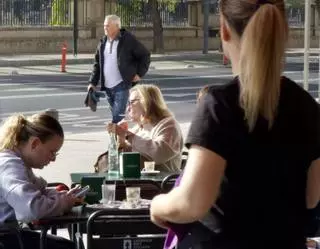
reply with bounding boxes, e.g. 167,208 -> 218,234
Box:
0,150 -> 70,223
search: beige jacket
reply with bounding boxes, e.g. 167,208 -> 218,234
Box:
127,116 -> 183,173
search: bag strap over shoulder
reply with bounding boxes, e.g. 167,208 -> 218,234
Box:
93,151 -> 108,173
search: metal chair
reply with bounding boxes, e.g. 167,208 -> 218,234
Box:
0,224 -> 24,249
159,150 -> 188,193
87,209 -> 166,249
181,150 -> 189,170
75,232 -> 85,249
161,173 -> 180,193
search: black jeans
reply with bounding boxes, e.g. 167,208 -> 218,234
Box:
0,229 -> 75,249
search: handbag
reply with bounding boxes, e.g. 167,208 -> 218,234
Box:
166,206 -> 223,249
164,177 -> 227,249
93,151 -> 108,173
178,207 -> 223,249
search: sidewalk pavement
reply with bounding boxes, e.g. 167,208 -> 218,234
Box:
0,60 -> 226,75
33,122 -> 191,187
0,48 -> 315,67
0,51 -> 223,67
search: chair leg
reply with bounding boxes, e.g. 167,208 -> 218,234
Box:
75,232 -> 85,249
40,227 -> 49,249
51,226 -> 57,235
68,224 -> 79,241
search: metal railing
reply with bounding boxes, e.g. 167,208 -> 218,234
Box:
113,0 -> 189,27
0,0 -> 87,27
287,7 -> 304,27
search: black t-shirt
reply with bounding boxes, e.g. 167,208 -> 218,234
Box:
186,76 -> 320,249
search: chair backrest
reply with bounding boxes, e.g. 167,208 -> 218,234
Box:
161,173 -> 180,193
87,209 -> 166,249
181,150 -> 189,170
0,225 -> 24,249
105,179 -> 161,200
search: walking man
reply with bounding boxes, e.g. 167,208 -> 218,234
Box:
88,15 -> 151,123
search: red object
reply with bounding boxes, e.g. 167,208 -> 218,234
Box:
61,42 -> 67,72
56,184 -> 69,192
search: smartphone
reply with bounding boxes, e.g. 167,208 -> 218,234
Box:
80,176 -> 105,204
74,185 -> 90,198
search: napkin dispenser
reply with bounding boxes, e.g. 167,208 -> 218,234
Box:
119,152 -> 141,178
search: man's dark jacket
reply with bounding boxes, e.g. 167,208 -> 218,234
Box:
88,29 -> 151,90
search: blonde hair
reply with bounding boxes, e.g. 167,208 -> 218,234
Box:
197,85 -> 210,103
0,113 -> 64,151
130,84 -> 172,124
220,0 -> 288,131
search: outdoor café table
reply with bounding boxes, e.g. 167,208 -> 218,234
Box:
70,172 -> 179,201
33,202 -> 151,249
32,205 -> 88,249
70,172 -> 178,192
70,171 -> 173,185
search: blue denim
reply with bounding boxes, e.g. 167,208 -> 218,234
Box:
105,81 -> 130,123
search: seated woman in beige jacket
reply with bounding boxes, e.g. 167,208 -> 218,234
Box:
107,84 -> 183,173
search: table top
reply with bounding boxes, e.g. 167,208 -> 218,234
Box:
33,204 -> 150,227
70,171 -> 175,184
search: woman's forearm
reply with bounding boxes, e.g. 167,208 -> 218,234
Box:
151,188 -> 207,223
151,146 -> 226,225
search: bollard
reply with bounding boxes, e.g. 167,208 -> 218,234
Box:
61,42 -> 67,73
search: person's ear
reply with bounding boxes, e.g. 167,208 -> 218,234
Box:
30,137 -> 41,151
220,16 -> 231,42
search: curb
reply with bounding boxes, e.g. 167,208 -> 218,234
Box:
0,53 -> 223,67
0,58 -> 93,67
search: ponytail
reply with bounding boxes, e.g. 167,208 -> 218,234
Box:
239,3 -> 288,131
0,114 -> 27,151
0,112 -> 64,151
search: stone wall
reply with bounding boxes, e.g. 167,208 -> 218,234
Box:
0,0 -> 317,55
288,27 -> 320,48
0,26 -> 220,54
0,26 -> 317,55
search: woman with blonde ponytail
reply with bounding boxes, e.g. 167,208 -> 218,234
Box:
150,0 -> 320,248
0,113 -> 80,249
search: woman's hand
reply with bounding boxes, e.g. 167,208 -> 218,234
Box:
67,185 -> 85,206
66,185 -> 81,195
106,123 -> 116,134
117,120 -> 129,131
106,121 -> 128,136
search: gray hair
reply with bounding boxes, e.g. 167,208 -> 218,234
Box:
104,15 -> 121,29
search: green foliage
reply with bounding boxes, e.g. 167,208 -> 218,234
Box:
159,0 -> 179,12
114,0 -> 179,26
115,0 -> 143,26
50,0 -> 68,26
285,0 -> 304,8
